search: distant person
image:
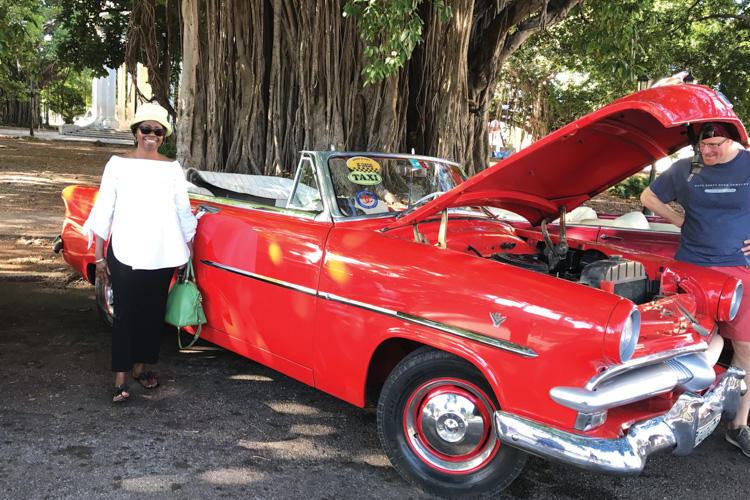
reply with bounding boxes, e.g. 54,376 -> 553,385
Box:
82,103 -> 197,403
641,122 -> 750,457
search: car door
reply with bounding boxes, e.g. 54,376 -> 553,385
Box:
190,158 -> 330,384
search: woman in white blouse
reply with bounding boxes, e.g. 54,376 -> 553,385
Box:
82,103 -> 197,402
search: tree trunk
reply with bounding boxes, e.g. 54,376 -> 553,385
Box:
174,1 -> 583,177
177,0 -> 205,170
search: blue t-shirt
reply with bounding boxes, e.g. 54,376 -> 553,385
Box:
650,149 -> 750,267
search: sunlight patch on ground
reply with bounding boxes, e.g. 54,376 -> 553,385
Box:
354,452 -> 391,467
120,474 -> 182,493
238,437 -> 342,459
0,175 -> 56,185
230,374 -> 274,382
199,468 -> 265,485
289,423 -> 337,436
266,401 -> 320,415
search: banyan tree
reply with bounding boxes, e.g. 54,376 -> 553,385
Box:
133,0 -> 584,177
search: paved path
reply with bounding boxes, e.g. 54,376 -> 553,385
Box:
0,127 -> 132,145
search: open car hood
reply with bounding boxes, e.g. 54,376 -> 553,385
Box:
390,85 -> 748,228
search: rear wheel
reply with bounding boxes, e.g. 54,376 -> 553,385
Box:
377,347 -> 527,498
95,277 -> 114,327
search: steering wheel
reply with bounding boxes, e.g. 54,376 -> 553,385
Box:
411,191 -> 445,207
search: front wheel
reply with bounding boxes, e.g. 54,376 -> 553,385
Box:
95,277 -> 114,327
377,347 -> 526,498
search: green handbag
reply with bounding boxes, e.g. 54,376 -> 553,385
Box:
165,260 -> 207,349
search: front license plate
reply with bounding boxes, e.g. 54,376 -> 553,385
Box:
694,412 -> 721,448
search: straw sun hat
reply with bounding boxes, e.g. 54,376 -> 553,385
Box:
130,103 -> 172,137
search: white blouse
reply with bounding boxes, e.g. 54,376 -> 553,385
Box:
82,156 -> 198,270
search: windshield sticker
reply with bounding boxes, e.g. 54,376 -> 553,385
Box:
348,171 -> 382,185
356,190 -> 378,209
409,159 -> 425,169
347,156 -> 383,185
346,156 -> 381,173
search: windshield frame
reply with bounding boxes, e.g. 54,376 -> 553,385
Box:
316,151 -> 468,221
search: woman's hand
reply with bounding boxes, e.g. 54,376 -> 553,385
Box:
95,259 -> 110,284
187,240 -> 194,260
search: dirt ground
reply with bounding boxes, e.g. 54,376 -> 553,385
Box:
2,134 -> 746,500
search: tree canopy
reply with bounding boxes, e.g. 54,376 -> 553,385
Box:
493,0 -> 750,146
3,0 -> 749,175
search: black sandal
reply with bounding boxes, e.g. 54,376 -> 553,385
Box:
113,383 -> 130,403
133,371 -> 158,389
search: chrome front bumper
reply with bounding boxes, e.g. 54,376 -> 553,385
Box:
494,367 -> 745,475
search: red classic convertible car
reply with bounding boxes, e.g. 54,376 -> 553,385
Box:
56,84 -> 747,498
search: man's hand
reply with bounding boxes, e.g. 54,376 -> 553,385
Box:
742,239 -> 750,256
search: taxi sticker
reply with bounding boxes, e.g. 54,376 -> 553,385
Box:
347,156 -> 381,173
346,156 -> 383,185
348,171 -> 382,185
356,190 -> 378,209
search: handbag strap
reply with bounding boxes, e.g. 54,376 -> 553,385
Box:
185,259 -> 196,282
177,324 -> 202,349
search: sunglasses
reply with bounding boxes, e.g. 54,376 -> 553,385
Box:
138,126 -> 167,137
699,137 -> 730,150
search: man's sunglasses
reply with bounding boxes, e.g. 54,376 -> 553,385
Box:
699,137 -> 730,150
138,126 -> 167,137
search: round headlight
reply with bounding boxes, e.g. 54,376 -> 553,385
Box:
619,309 -> 641,363
718,278 -> 743,322
729,282 -> 743,321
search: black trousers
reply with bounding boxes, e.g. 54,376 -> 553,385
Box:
107,241 -> 176,372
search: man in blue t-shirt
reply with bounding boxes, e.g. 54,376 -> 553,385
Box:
642,122 -> 750,458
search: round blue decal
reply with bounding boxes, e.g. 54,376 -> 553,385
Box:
356,190 -> 378,209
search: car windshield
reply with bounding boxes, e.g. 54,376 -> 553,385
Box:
328,155 -> 467,217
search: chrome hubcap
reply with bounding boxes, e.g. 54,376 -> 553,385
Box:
405,379 -> 497,472
104,283 -> 114,317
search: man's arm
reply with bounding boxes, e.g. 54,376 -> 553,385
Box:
640,187 -> 684,228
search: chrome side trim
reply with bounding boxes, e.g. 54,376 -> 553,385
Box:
585,342 -> 709,391
201,260 -> 318,297
495,367 -> 745,475
320,292 -> 538,358
202,259 -> 537,357
189,194 -> 322,220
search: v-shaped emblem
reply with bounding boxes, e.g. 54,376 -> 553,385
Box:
490,312 -> 506,328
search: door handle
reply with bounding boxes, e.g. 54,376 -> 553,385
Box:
600,234 -> 624,241
197,204 -> 221,219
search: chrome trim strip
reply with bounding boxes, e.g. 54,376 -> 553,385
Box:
496,367 -> 745,475
201,259 -> 537,357
320,292 -> 538,358
189,194 -> 321,220
585,342 -> 709,391
201,260 -> 318,296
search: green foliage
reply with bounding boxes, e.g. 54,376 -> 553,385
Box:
47,76 -> 88,124
496,0 -> 750,140
0,0 -> 46,101
608,175 -> 650,199
55,0 -> 131,77
343,0 -> 452,84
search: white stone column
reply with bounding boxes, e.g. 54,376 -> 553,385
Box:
126,73 -> 136,127
91,77 -> 100,121
102,68 -> 120,129
137,64 -> 153,102
95,74 -> 107,127
116,65 -> 127,130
